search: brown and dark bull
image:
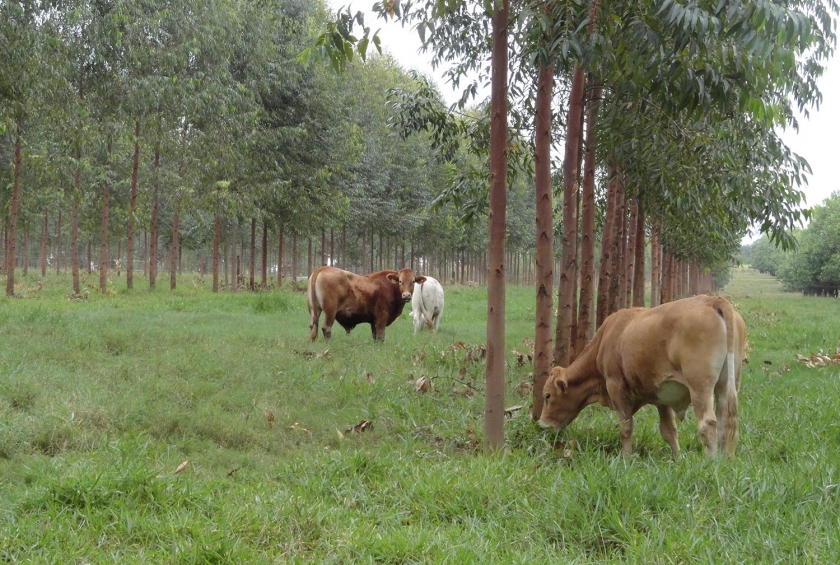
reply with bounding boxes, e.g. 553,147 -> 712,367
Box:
306,266 -> 426,341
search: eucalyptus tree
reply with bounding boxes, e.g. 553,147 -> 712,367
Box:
0,1 -> 62,294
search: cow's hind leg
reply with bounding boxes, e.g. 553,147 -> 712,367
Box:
321,308 -> 337,340
308,305 -> 321,341
715,354 -> 739,456
689,384 -> 718,457
657,405 -> 680,457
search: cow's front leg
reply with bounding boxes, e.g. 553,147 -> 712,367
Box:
372,320 -> 386,341
617,410 -> 634,457
607,380 -> 635,456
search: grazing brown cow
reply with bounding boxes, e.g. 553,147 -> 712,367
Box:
539,295 -> 746,457
307,266 -> 425,341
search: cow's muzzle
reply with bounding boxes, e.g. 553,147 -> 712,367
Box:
401,293 -> 412,302
538,418 -> 564,431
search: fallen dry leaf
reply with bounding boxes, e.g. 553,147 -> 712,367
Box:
290,422 -> 311,434
516,379 -> 533,396
227,467 -> 240,477
366,372 -> 376,384
346,420 -> 373,434
173,461 -> 189,475
504,405 -> 523,417
336,428 -> 344,440
415,376 -> 431,393
265,410 -> 275,429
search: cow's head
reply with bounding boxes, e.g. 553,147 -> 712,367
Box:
538,366 -> 591,431
388,268 -> 426,303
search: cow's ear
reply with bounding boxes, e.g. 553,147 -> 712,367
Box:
414,276 -> 427,285
557,379 -> 568,393
387,273 -> 399,284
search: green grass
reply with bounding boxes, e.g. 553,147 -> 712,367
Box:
2,268 -> 840,563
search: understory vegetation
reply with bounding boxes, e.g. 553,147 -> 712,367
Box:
2,269 -> 840,563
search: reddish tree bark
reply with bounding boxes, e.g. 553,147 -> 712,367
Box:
577,80 -> 601,348
623,196 -> 638,309
650,220 -> 662,306
608,178 -> 626,316
262,221 -> 268,288
632,206 -> 646,307
596,166 -> 619,327
532,58 -> 555,419
554,65 -> 586,367
485,0 -> 509,451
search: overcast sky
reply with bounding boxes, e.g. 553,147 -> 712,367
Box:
339,6 -> 839,240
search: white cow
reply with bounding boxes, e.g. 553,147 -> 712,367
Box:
409,276 -> 444,333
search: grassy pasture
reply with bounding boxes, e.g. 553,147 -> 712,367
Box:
2,268 -> 840,563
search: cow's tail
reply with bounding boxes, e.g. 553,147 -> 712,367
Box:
714,296 -> 739,455
306,270 -> 320,340
418,281 -> 434,330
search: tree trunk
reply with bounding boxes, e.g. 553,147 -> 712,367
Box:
650,220 -> 662,306
607,175 -> 626,317
249,218 -> 256,290
71,153 -> 81,295
485,0 -> 508,452
307,236 -> 313,278
596,165 -> 619,327
623,196 -> 638,309
149,147 -> 160,290
277,230 -> 284,287
532,59 -> 555,419
212,193 -> 221,293
576,79 -> 601,348
170,197 -> 180,290
230,220 -> 238,291
321,228 -> 326,266
330,228 -> 334,267
341,225 -> 346,269
262,220 -> 268,288
5,118 -> 22,296
40,212 -> 47,277
99,140 -> 112,293
291,232 -> 297,284
56,211 -> 62,276
632,206 -> 646,307
127,118 -> 140,290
